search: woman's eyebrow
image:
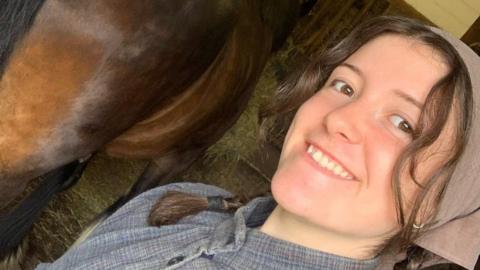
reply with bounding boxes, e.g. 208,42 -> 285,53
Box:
393,89 -> 424,110
338,62 -> 364,77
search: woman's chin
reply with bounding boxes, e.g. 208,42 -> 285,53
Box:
270,166 -> 323,215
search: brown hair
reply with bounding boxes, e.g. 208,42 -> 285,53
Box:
259,16 -> 472,268
148,191 -> 246,226
149,16 -> 473,269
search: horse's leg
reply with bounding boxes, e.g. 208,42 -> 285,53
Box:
109,147 -> 204,214
72,147 -> 203,247
0,158 -> 89,266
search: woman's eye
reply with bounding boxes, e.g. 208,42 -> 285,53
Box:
390,115 -> 413,135
331,80 -> 354,97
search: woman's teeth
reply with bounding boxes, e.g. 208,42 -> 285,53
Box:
307,145 -> 353,180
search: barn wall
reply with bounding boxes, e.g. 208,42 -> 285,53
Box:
405,0 -> 480,37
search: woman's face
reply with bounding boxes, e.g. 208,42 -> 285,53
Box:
271,34 -> 450,240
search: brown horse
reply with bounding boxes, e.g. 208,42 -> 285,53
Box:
0,0 -> 301,263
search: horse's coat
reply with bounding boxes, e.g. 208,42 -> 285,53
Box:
0,0 -> 238,206
0,0 -> 300,264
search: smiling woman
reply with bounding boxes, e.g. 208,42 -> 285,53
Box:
35,16 -> 480,270
257,16 -> 477,269
263,33 -> 452,258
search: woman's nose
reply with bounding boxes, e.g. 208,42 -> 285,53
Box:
323,103 -> 364,144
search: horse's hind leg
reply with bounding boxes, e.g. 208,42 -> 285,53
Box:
73,147 -> 204,246
0,159 -> 90,270
111,147 -> 204,213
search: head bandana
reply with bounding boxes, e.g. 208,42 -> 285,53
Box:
377,27 -> 480,270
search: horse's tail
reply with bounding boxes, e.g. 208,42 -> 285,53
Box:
0,159 -> 89,269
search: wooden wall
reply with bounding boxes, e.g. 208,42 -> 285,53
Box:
405,0 -> 480,37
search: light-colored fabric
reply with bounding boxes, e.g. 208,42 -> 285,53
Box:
414,28 -> 480,270
376,28 -> 480,270
35,182 -> 379,270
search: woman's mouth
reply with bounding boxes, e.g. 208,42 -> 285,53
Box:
306,144 -> 356,180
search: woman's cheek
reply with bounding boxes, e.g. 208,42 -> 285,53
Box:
366,128 -> 408,225
271,154 -> 317,214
